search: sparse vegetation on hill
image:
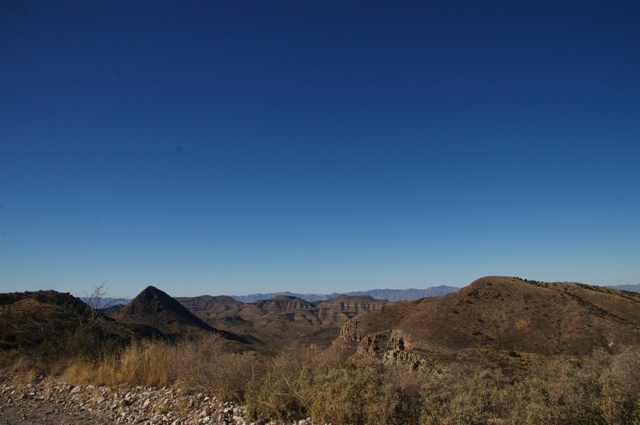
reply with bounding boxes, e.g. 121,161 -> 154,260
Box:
2,277 -> 640,424
338,276 -> 640,361
0,290 -> 140,375
176,293 -> 387,350
114,286 -> 251,344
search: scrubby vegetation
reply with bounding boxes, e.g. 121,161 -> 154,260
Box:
2,335 -> 639,425
3,280 -> 640,424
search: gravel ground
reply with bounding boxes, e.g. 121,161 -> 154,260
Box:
0,380 -> 317,425
0,395 -> 112,425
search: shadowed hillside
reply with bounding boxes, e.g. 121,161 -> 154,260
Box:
114,286 -> 252,345
338,276 -> 640,365
0,290 -> 152,364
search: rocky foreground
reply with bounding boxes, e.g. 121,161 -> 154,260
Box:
0,380 -> 318,425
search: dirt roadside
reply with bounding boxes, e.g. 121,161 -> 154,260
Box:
0,396 -> 113,425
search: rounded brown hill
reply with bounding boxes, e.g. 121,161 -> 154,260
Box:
340,276 -> 640,356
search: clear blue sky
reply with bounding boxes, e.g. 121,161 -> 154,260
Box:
1,1 -> 639,298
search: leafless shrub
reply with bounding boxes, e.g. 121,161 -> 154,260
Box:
170,335 -> 263,401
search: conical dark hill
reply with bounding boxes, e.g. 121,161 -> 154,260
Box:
115,286 -> 251,344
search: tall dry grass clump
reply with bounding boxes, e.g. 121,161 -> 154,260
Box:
61,335 -> 262,402
170,336 -> 263,401
62,339 -> 173,387
244,344 -> 320,421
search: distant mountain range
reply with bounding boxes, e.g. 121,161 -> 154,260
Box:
176,293 -> 388,350
230,285 -> 461,303
5,277 -> 640,364
84,283 -> 639,307
606,284 -> 640,292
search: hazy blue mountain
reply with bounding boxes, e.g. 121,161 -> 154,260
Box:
231,286 -> 460,303
231,291 -> 336,303
84,286 -> 460,307
80,296 -> 129,308
606,284 -> 640,293
341,286 -> 460,302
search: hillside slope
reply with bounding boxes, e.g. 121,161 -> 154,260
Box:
339,276 -> 640,361
177,294 -> 387,349
114,286 -> 251,344
0,290 -> 145,356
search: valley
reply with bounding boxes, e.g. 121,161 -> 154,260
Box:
2,276 -> 640,424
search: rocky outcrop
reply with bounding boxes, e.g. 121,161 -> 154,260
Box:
339,318 -> 365,342
341,322 -> 429,370
356,329 -> 409,355
317,296 -> 386,325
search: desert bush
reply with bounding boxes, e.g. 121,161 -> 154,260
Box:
246,348 -> 424,425
599,347 -> 640,425
419,364 -> 510,425
170,335 -> 263,401
305,360 -> 410,425
244,347 -> 640,425
245,344 -> 318,421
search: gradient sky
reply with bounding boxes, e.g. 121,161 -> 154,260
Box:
1,1 -> 639,298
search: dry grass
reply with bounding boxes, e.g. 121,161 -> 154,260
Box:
62,340 -> 172,387
244,346 -> 640,425
3,331 -> 639,424
59,336 -> 262,402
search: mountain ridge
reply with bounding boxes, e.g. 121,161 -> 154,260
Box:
231,285 -> 461,303
176,293 -> 387,350
84,283 -> 639,306
114,286 -> 252,345
336,276 -> 640,364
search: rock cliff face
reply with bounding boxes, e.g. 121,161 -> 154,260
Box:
255,296 -> 317,312
340,318 -> 365,343
356,329 -> 409,355
340,323 -> 428,369
317,295 -> 386,326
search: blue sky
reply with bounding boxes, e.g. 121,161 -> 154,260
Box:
1,1 -> 639,298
